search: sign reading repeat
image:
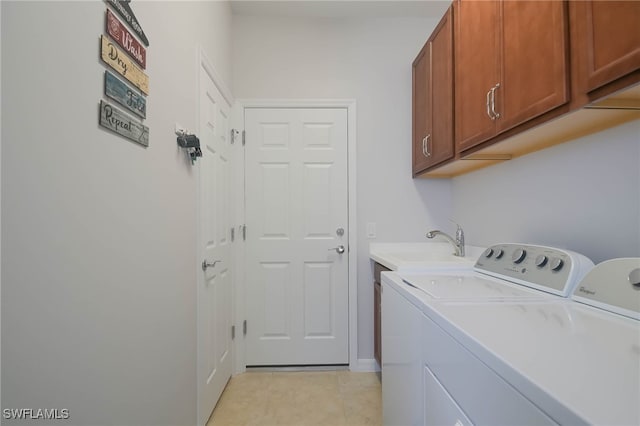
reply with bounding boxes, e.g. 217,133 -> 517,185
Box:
99,100 -> 149,146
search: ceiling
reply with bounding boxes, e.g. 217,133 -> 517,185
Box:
230,0 -> 451,19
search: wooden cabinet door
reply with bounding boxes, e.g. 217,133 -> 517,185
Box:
413,7 -> 454,176
430,8 -> 454,168
498,1 -> 569,133
579,1 -> 640,92
455,0 -> 500,152
412,41 -> 431,174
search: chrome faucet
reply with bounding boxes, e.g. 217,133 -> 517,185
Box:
426,222 -> 465,257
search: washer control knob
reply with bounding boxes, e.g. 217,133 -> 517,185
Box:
494,249 -> 504,259
550,257 -> 564,271
484,248 -> 494,258
512,248 -> 527,264
629,268 -> 640,288
535,255 -> 548,268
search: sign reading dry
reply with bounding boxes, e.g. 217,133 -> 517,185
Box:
100,35 -> 149,95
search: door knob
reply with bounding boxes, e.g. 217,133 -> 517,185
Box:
328,245 -> 346,254
202,259 -> 221,271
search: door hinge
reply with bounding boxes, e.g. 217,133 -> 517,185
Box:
231,129 -> 240,145
231,325 -> 236,340
243,320 -> 247,336
231,227 -> 235,242
242,225 -> 246,241
242,130 -> 246,146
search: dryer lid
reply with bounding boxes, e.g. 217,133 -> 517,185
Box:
572,258 -> 640,320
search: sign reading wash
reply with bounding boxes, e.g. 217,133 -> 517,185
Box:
106,8 -> 146,68
104,0 -> 149,47
99,0 -> 149,146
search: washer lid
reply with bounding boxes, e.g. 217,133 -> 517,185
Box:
402,273 -> 553,300
572,258 -> 640,320
429,300 -> 640,425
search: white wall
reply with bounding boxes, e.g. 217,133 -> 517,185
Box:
1,1 -> 232,424
0,2 -> 3,419
232,15 -> 453,362
452,120 -> 640,263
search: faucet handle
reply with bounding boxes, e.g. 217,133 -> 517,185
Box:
449,219 -> 463,232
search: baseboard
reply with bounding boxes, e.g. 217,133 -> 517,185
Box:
246,365 -> 349,372
349,358 -> 380,372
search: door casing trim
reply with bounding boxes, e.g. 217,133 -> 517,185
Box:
234,98 -> 358,372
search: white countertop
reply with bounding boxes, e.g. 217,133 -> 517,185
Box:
369,242 -> 485,271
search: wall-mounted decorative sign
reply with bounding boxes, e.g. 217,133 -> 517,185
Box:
100,1 -> 150,147
100,35 -> 149,95
99,100 -> 149,146
104,70 -> 146,118
104,0 -> 149,47
106,9 -> 146,69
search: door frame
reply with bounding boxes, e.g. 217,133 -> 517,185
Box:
233,99 -> 358,372
195,47 -> 235,426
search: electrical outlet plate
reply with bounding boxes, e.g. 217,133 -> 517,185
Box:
367,222 -> 377,239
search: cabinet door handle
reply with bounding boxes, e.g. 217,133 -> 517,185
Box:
486,88 -> 494,120
490,83 -> 501,119
423,134 -> 432,157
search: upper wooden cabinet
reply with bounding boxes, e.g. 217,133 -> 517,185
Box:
412,6 -> 454,176
412,0 -> 639,178
573,1 -> 640,95
455,0 -> 569,153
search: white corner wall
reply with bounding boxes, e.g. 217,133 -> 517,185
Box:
1,1 -> 231,424
452,120 -> 640,263
232,15 -> 453,363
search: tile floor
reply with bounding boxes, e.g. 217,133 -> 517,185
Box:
207,370 -> 382,426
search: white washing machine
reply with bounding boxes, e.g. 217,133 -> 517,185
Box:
423,258 -> 640,425
381,243 -> 594,425
382,245 -> 640,425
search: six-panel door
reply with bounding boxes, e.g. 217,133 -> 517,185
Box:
244,108 -> 349,366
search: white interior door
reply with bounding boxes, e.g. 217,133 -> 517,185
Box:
197,63 -> 232,425
244,107 -> 349,366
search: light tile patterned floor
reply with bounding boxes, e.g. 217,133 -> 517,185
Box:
207,371 -> 382,426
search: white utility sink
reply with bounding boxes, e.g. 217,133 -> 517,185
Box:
369,242 -> 485,271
